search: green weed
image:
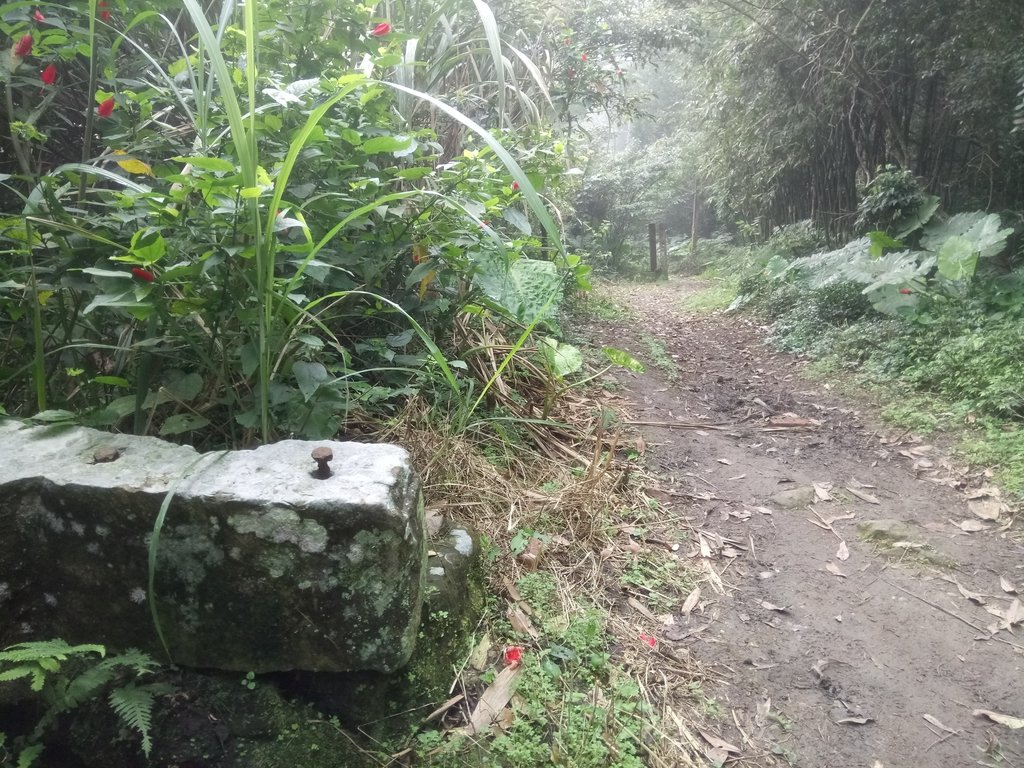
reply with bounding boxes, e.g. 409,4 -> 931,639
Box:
639,334 -> 680,380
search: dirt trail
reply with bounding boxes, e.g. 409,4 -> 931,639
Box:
584,278 -> 1024,768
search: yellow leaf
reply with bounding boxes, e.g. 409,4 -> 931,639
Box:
418,269 -> 437,300
37,290 -> 53,306
113,149 -> 154,177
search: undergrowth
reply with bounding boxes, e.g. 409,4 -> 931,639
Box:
692,220 -> 1024,501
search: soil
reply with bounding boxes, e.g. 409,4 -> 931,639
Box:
582,278 -> 1024,768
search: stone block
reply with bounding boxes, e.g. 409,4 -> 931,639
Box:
0,420 -> 425,673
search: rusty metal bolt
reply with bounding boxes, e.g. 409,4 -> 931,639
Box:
311,446 -> 333,479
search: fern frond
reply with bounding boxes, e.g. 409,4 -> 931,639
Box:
0,640 -> 105,665
62,663 -> 117,711
99,648 -> 159,676
108,683 -> 160,757
17,743 -> 43,768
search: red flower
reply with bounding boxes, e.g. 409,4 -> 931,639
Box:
511,181 -> 519,191
97,96 -> 115,117
131,267 -> 155,282
33,9 -> 45,22
503,646 -> 522,666
899,288 -> 912,295
40,63 -> 57,85
370,22 -> 391,36
580,53 -> 588,61
14,33 -> 32,58
98,1 -> 110,22
639,634 -> 657,648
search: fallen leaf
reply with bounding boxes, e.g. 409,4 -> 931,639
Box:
955,518 -> 988,533
717,458 -> 733,465
973,709 -> 1024,729
813,483 -> 834,501
966,486 -> 1001,499
755,698 -> 771,727
923,713 -> 956,734
1006,599 -> 1024,626
954,579 -> 986,605
721,546 -> 743,558
635,435 -> 646,455
628,596 -> 658,622
846,486 -> 881,505
826,562 -> 847,578
681,587 -> 702,616
1000,576 -> 1017,594
760,600 -> 789,613
835,716 -> 873,725
506,606 -> 539,638
968,497 -> 1002,521
424,694 -> 465,724
698,730 -> 741,754
836,540 -> 850,561
463,666 -> 523,735
698,533 -> 713,558
468,634 -> 493,671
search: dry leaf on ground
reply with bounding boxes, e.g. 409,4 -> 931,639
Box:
463,666 -> 523,735
836,540 -> 850,561
973,709 -> 1024,729
846,486 -> 881,505
826,562 -> 847,578
967,497 -> 1002,521
1000,576 -> 1017,594
922,714 -> 956,734
681,587 -> 702,616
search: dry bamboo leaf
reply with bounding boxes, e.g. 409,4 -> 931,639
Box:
627,596 -> 658,622
954,579 -> 986,605
464,666 -> 523,735
468,634 -> 493,671
1000,576 -> 1018,595
813,483 -> 834,501
698,533 -> 713,558
973,709 -> 1024,729
846,486 -> 881,505
506,606 -> 539,639
923,714 -> 956,734
424,694 -> 465,724
717,457 -> 733,465
836,540 -> 850,561
698,729 -> 741,754
835,716 -> 873,725
721,546 -> 743,558
826,562 -> 847,578
760,600 -> 789,613
681,587 -> 702,616
635,435 -> 646,455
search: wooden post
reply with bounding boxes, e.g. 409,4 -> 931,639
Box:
658,223 -> 668,278
689,191 -> 699,257
648,223 -> 658,273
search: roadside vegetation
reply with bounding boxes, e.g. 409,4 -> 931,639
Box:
2,0 -> 1022,764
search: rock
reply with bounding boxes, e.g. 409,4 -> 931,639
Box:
769,485 -> 816,509
0,420 -> 425,673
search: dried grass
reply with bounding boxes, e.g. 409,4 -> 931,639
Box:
373,316 -> 718,767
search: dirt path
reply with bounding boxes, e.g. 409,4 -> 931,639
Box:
583,278 -> 1024,768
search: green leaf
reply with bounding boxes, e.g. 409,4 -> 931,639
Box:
293,361 -> 331,401
867,230 -> 903,259
29,409 -> 77,423
474,256 -> 561,323
602,346 -> 644,373
16,743 -> 42,768
93,376 -> 131,388
502,208 -> 532,235
894,194 -> 940,239
159,413 -> 210,436
163,373 -> 203,403
360,135 -> 414,154
936,235 -> 978,281
539,338 -> 583,379
172,155 -> 236,173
